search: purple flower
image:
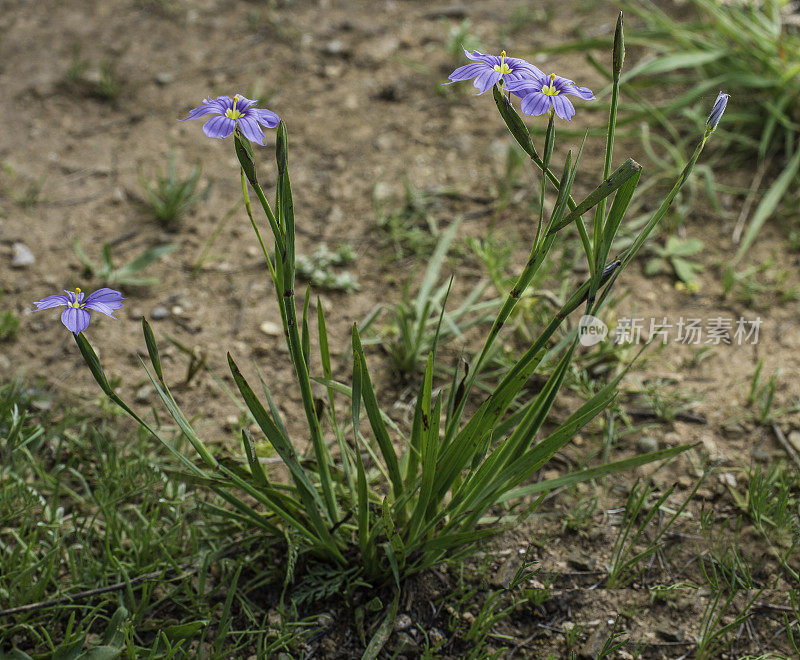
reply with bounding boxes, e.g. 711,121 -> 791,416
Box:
447,48 -> 544,94
182,94 -> 280,145
706,91 -> 729,131
504,73 -> 595,121
33,287 -> 124,333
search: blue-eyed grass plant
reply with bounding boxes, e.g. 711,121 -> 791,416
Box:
70,20 -> 724,644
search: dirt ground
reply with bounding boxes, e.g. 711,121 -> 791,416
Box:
2,0 -> 799,656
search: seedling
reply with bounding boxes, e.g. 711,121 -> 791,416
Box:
138,153 -> 207,227
645,236 -> 704,291
74,240 -> 177,287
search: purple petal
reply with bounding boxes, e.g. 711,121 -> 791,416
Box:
253,108 -> 280,128
83,287 -> 124,308
448,62 -> 488,82
33,294 -> 70,310
84,288 -> 124,317
61,307 -> 91,333
462,47 -> 495,65
707,91 -> 729,130
551,95 -> 576,121
83,301 -> 120,318
560,80 -> 594,100
237,117 -> 265,145
520,92 -> 552,117
233,95 -> 256,111
183,102 -> 220,121
505,58 -> 545,79
473,69 -> 502,94
503,77 -> 543,94
203,115 -> 236,139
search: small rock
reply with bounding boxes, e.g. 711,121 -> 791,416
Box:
323,39 -> 347,56
372,181 -> 394,205
151,306 -> 169,320
567,551 -> 595,571
452,134 -> 472,156
370,36 -> 400,60
375,134 -> 395,151
751,447 -> 769,462
787,431 -> 800,453
656,621 -> 683,642
135,385 -> 153,403
11,242 -> 35,267
394,632 -> 418,653
677,475 -> 693,489
394,613 -> 412,631
428,627 -> 445,646
171,305 -> 183,315
720,472 -> 737,488
637,436 -> 658,453
260,321 -> 282,336
327,205 -> 345,225
696,487 -> 715,501
155,71 -> 175,85
701,434 -> 726,462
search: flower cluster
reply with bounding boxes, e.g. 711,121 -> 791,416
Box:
447,48 -> 595,121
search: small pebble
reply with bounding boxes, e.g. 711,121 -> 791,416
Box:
394,632 -> 418,653
135,385 -> 153,403
260,321 -> 282,336
155,71 -> 175,85
327,205 -> 345,225
787,430 -> 800,453
372,181 -> 394,204
428,628 -> 445,646
751,447 -> 769,462
323,39 -> 347,55
656,621 -> 683,642
394,613 -> 412,631
567,551 -> 595,571
151,306 -> 169,320
11,242 -> 35,267
637,436 -> 658,453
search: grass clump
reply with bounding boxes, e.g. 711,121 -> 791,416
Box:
138,153 -> 208,228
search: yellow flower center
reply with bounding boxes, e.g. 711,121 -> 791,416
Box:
69,288 -> 83,309
493,50 -> 512,75
225,95 -> 244,120
542,73 -> 560,96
